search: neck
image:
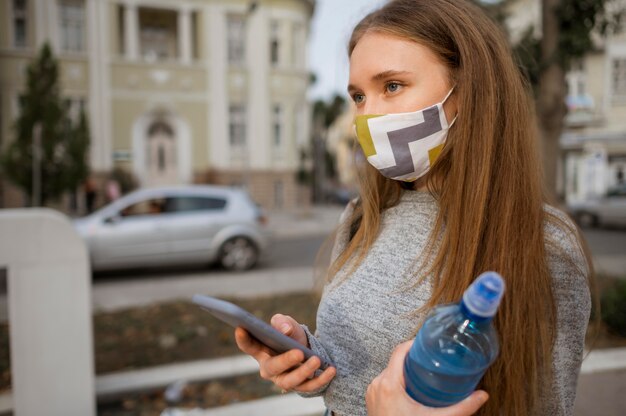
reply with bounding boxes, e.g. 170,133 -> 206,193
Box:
412,178 -> 427,191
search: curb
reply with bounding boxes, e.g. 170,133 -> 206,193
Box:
97,355 -> 259,398
92,266 -> 315,313
581,347 -> 626,374
178,393 -> 325,416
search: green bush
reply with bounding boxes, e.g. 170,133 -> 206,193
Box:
601,280 -> 626,337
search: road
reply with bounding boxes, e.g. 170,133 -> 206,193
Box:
93,235 -> 328,283
92,227 -> 625,284
582,228 -> 626,257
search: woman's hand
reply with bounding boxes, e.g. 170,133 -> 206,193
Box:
234,313 -> 336,393
366,341 -> 489,416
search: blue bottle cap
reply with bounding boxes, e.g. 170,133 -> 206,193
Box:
462,271 -> 505,318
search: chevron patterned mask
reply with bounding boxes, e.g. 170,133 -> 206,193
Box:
354,88 -> 456,182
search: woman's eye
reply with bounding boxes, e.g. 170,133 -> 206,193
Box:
353,93 -> 365,104
386,82 -> 402,93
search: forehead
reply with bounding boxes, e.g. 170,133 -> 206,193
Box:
349,32 -> 445,79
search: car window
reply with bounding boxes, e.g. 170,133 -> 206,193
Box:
167,196 -> 227,213
119,198 -> 167,217
607,187 -> 626,198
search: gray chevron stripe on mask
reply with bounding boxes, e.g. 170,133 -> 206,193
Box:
378,106 -> 442,178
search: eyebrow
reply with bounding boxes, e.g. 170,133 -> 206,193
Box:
347,70 -> 412,93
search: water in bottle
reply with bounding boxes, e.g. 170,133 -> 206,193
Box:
404,271 -> 505,407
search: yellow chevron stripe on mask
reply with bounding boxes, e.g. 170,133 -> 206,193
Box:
428,143 -> 445,166
354,115 -> 383,158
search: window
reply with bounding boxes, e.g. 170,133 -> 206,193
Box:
158,145 -> 166,171
227,14 -> 246,66
273,105 -> 282,147
13,0 -> 27,48
59,1 -> 85,53
229,105 -> 247,147
191,11 -> 199,60
270,21 -> 280,66
295,104 -> 305,146
168,196 -> 227,212
119,198 -> 167,217
612,58 -> 626,98
63,97 -> 87,124
566,60 -> 593,112
139,8 -> 178,61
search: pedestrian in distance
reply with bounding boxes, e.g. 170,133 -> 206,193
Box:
236,1 -> 593,415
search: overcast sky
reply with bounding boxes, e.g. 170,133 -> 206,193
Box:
307,0 -> 387,101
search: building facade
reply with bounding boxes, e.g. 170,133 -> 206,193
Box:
505,0 -> 626,203
0,0 -> 314,210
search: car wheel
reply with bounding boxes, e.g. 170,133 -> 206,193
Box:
577,212 -> 598,228
219,237 -> 258,271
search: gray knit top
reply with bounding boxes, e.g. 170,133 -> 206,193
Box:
301,190 -> 591,416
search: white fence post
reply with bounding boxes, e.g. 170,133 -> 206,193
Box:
0,208 -> 95,415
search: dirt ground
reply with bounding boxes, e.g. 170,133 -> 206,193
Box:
1,283 -> 625,413
0,292 -> 320,392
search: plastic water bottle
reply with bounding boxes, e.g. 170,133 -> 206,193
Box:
404,271 -> 505,407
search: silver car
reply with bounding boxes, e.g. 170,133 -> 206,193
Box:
567,184 -> 626,228
73,185 -> 271,272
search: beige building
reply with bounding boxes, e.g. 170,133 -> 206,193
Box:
506,0 -> 626,202
0,0 -> 314,210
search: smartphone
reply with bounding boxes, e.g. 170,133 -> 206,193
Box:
192,294 -> 331,370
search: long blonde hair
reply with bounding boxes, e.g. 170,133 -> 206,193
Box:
325,1 -> 594,414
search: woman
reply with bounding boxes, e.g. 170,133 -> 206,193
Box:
236,1 -> 592,415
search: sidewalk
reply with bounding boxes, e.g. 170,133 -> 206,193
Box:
91,266 -> 315,313
267,204 -> 344,239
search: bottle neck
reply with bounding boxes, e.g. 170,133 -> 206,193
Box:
460,301 -> 494,324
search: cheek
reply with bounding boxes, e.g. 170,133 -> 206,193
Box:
385,91 -> 433,113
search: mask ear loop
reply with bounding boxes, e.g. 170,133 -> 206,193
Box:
442,86 -> 458,127
442,86 -> 455,104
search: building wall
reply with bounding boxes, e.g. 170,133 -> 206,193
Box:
0,0 -> 315,210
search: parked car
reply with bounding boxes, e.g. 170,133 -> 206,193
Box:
73,185 -> 271,272
567,184 -> 626,228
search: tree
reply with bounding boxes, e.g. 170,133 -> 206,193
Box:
311,95 -> 347,202
537,0 -> 623,200
0,43 -> 90,206
484,0 -> 624,200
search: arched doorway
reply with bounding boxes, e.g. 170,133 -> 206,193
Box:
146,119 -> 178,187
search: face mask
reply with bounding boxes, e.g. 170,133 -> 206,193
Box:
354,88 -> 456,182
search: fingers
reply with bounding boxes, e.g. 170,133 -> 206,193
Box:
273,356 -> 322,390
293,365 -> 337,393
385,340 -> 414,387
260,350 -> 336,393
234,327 -> 272,361
435,391 -> 489,416
235,326 -> 335,395
260,349 -> 305,379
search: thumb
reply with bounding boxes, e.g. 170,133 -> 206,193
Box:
271,313 -> 297,335
386,341 -> 414,386
271,314 -> 308,347
435,391 -> 489,416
